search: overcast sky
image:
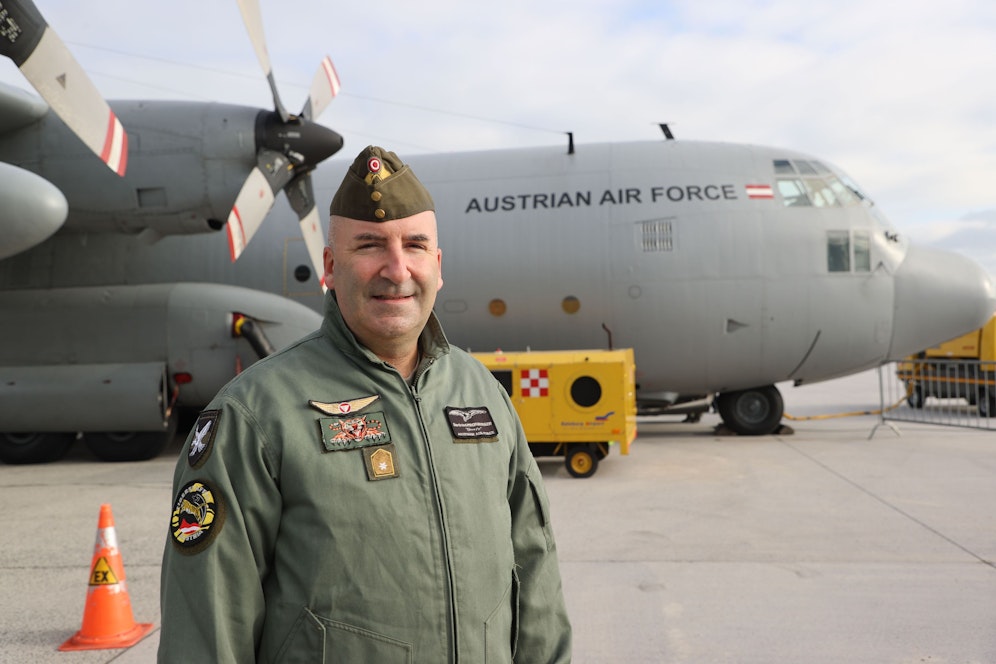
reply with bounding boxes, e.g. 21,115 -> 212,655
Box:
3,0 -> 995,276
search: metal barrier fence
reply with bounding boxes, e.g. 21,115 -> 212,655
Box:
874,359 -> 996,435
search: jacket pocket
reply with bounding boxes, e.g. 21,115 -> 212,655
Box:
484,568 -> 520,664
274,607 -> 413,663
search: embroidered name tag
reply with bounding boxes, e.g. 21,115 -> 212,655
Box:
445,406 -> 499,443
319,411 -> 392,451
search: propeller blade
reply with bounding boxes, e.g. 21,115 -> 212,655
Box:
235,0 -> 289,122
286,174 -> 328,290
0,0 -> 128,175
226,149 -> 295,261
301,56 -> 341,121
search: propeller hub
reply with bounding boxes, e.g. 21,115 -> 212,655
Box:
255,111 -> 344,169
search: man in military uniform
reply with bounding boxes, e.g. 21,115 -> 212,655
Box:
159,146 -> 572,662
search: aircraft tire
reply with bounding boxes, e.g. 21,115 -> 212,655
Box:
716,385 -> 784,436
565,444 -> 599,478
84,413 -> 178,462
0,432 -> 75,464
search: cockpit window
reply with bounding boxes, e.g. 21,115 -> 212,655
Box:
773,159 -> 869,208
777,179 -> 811,207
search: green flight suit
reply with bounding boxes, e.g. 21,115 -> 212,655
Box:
159,293 -> 572,663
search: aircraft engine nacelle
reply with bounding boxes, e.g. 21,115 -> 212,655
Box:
1,101 -> 264,239
0,161 -> 68,260
0,283 -> 322,433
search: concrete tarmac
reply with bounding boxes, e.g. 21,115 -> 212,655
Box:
2,369 -> 994,663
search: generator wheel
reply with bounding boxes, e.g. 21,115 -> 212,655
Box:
565,444 -> 599,478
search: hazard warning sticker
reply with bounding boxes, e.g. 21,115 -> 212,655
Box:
89,557 -> 120,586
170,480 -> 225,554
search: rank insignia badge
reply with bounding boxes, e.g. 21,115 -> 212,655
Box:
363,444 -> 399,480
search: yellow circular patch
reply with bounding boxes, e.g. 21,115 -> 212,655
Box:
170,480 -> 224,554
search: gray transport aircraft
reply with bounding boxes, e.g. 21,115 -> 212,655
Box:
1,0 -> 994,463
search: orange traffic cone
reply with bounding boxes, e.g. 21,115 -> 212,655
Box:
59,503 -> 154,651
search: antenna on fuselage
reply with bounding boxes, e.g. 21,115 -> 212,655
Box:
566,131 -> 575,155
659,123 -> 675,140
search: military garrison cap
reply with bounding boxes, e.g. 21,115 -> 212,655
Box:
329,146 -> 435,221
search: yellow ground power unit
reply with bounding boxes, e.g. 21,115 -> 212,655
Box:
896,314 -> 996,416
472,348 -> 637,478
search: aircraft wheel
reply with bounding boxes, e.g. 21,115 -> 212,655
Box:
716,385 -> 784,435
565,444 -> 599,478
84,414 -> 177,462
0,432 -> 75,465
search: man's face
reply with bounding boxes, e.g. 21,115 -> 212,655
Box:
324,211 -> 443,352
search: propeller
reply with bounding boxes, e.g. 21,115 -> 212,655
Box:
0,0 -> 128,175
230,0 -> 344,289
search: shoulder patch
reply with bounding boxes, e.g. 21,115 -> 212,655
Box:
170,480 -> 225,554
445,406 -> 499,443
187,410 -> 220,468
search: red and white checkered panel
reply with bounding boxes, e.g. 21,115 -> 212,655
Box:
520,369 -> 549,397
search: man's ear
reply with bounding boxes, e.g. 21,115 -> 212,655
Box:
323,246 -> 335,290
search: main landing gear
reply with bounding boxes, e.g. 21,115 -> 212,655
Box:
715,385 -> 785,435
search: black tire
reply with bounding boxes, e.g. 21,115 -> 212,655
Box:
0,432 -> 75,464
716,385 -> 784,436
565,444 -> 599,478
84,414 -> 177,462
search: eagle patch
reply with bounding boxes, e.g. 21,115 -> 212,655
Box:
445,406 -> 499,443
187,410 -> 220,468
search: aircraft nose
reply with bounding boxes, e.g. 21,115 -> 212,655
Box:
888,244 -> 996,359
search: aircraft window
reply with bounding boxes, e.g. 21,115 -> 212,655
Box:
802,178 -> 840,207
833,169 -> 868,203
640,219 -> 674,252
826,176 -> 858,206
489,299 -> 507,316
810,161 -> 831,174
776,179 -> 812,206
562,296 -> 581,314
795,160 -> 818,175
293,265 -> 311,283
827,231 -> 850,272
773,159 -> 795,174
854,231 -> 871,272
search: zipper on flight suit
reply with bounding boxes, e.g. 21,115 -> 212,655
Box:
407,358 -> 460,662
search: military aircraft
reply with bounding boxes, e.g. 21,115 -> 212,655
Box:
1,0 -> 994,463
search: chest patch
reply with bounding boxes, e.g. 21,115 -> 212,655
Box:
319,411 -> 392,451
445,406 -> 499,443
